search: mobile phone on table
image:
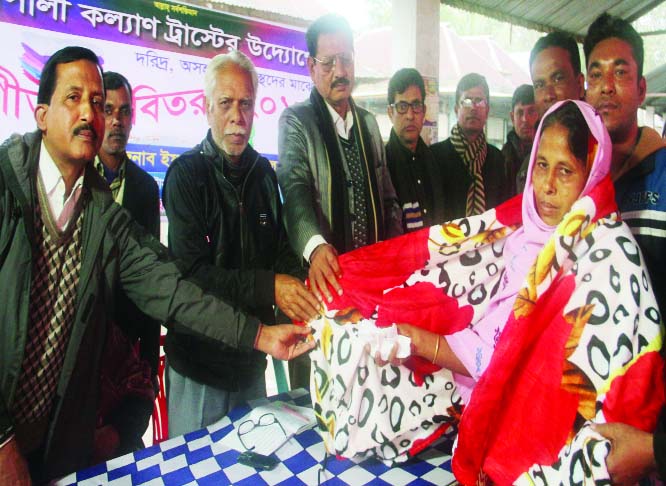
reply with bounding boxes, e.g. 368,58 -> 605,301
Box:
238,450 -> 279,471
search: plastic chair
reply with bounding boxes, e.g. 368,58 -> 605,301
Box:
152,334 -> 168,444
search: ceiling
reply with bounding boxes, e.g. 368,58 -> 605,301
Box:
442,0 -> 666,115
440,0 -> 666,41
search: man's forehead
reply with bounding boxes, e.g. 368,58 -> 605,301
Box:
461,85 -> 486,97
395,85 -> 422,99
316,32 -> 353,53
105,87 -> 130,102
587,37 -> 637,67
531,47 -> 573,74
513,102 -> 535,111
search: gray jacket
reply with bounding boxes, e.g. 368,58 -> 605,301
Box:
0,131 -> 260,480
277,92 -> 402,258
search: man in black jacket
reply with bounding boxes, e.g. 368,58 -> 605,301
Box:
162,50 -> 319,437
93,71 -> 161,462
0,46 -> 315,485
501,84 -> 538,198
386,68 -> 446,231
431,73 -> 510,219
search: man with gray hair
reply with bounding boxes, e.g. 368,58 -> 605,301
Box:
162,50 -> 319,436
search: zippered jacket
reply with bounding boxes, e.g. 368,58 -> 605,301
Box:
162,132 -> 302,390
0,131 -> 260,480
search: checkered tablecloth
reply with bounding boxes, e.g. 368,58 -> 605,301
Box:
55,389 -> 455,486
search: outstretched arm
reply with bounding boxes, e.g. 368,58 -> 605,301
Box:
254,324 -> 315,361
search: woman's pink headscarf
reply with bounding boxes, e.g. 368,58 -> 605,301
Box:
503,100 -> 611,294
464,101 -> 612,388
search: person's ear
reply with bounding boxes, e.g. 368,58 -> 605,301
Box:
577,72 -> 585,100
307,57 -> 316,80
35,104 -> 48,131
638,76 -> 647,105
387,105 -> 393,118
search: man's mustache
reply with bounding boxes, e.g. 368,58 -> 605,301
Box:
332,78 -> 350,89
107,130 -> 126,139
73,123 -> 98,139
225,129 -> 247,136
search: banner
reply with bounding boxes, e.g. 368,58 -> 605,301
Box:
0,0 -> 313,196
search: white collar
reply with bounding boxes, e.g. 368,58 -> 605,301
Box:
325,101 -> 354,140
38,140 -> 85,231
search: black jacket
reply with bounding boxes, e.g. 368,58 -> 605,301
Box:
501,129 -> 531,198
386,130 -> 447,231
431,137 -> 511,221
162,132 -> 302,390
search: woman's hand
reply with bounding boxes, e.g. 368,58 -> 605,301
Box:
368,324 -> 433,366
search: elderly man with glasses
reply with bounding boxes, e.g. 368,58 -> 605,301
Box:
277,14 -> 402,305
431,72 -> 511,220
277,14 -> 402,389
385,68 -> 446,232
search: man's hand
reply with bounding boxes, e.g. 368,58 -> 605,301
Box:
254,324 -> 315,360
593,422 -> 656,485
308,244 -> 342,303
275,274 -> 320,322
0,437 -> 31,485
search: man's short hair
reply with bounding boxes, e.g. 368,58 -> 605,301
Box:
38,46 -> 100,105
529,31 -> 581,75
455,73 -> 489,105
305,14 -> 353,57
511,84 -> 535,110
204,50 -> 258,108
103,71 -> 133,104
584,13 -> 644,78
387,68 -> 425,105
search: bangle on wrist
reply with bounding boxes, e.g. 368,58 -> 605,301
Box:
432,335 -> 441,365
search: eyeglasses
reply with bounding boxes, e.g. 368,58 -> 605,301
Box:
459,97 -> 488,109
236,413 -> 287,451
312,52 -> 354,73
390,100 -> 424,115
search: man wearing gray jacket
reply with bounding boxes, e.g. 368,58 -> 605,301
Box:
277,14 -> 402,306
0,46 -> 314,485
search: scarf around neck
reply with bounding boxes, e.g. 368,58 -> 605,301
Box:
450,123 -> 488,216
309,88 -> 382,253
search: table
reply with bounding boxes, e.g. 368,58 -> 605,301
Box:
55,389 -> 455,486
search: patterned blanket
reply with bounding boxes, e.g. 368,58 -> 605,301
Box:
309,176 -> 665,484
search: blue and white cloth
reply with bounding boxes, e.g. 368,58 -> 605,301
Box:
55,390 -> 454,486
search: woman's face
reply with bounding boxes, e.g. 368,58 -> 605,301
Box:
532,123 -> 587,226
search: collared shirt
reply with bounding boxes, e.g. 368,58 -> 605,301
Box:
303,100 -> 355,261
94,156 -> 127,204
325,101 -> 354,140
39,141 -> 84,232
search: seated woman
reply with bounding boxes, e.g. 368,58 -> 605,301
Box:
308,100 -> 664,484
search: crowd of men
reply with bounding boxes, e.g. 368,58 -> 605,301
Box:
0,8 -> 664,485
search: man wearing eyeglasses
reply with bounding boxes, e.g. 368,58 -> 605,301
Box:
277,14 -> 401,306
277,14 -> 401,388
385,68 -> 446,231
431,73 -> 510,220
